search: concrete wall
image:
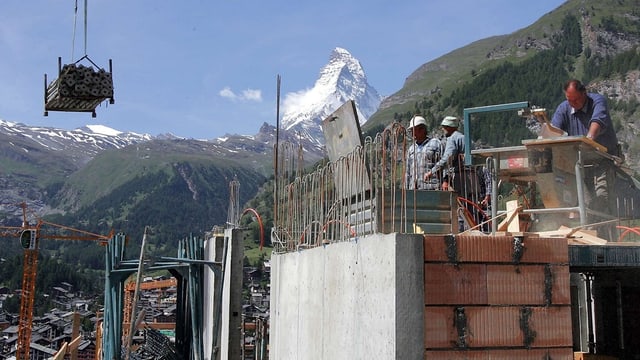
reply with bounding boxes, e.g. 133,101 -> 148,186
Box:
269,233 -> 425,360
221,228 -> 244,360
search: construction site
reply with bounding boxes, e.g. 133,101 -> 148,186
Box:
2,95 -> 640,359
2,0 -> 639,358
268,100 -> 640,360
0,182 -> 266,359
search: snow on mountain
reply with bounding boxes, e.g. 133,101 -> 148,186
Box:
280,47 -> 382,147
0,47 -> 381,171
84,124 -> 122,136
0,120 -> 152,165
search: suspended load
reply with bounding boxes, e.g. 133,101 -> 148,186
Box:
43,0 -> 114,118
44,56 -> 114,117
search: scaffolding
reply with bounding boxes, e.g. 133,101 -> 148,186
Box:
102,233 -> 221,360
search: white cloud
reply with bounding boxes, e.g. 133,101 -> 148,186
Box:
282,88 -> 314,113
219,87 -> 236,99
219,87 -> 262,102
242,89 -> 262,101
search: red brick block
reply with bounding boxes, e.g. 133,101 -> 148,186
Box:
486,264 -> 571,305
424,347 -> 574,359
425,306 -> 574,350
424,306 -> 458,349
456,234 -> 516,263
424,235 -> 450,262
529,306 -> 573,347
464,306 -> 523,348
520,236 -> 569,263
425,264 -> 487,305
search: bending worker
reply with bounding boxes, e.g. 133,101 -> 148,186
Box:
551,79 -> 620,213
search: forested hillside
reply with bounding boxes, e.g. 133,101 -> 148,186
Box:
365,1 -> 640,173
0,139 -> 267,308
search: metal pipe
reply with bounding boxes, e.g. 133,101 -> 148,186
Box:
125,226 -> 150,360
585,273 -> 595,353
488,156 -> 498,235
211,233 -> 229,360
575,149 -> 588,225
274,75 -> 281,228
463,101 -> 530,165
521,207 -> 581,215
189,235 -> 204,360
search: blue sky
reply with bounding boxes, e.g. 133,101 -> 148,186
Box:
0,0 -> 565,139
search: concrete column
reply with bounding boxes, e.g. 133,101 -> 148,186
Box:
220,228 -> 245,360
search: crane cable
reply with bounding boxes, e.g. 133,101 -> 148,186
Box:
71,0 -> 88,62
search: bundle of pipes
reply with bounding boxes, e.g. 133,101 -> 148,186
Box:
47,63 -> 113,101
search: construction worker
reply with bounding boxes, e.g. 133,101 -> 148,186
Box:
405,115 -> 443,190
424,116 -> 467,192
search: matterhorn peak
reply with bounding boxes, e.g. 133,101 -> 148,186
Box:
280,47 -> 382,147
314,47 -> 366,90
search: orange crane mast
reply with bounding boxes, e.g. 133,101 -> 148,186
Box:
0,202 -> 112,360
122,277 -> 178,340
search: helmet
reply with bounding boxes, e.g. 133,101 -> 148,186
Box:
408,116 -> 427,129
441,116 -> 459,128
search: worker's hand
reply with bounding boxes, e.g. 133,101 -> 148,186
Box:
424,171 -> 432,181
441,181 -> 448,191
481,195 -> 490,207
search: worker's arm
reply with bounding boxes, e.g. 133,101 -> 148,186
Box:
587,94 -> 610,139
586,122 -> 601,140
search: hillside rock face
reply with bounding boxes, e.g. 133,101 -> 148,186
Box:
590,70 -> 640,171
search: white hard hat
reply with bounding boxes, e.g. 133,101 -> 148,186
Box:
441,116 -> 459,128
408,116 -> 427,129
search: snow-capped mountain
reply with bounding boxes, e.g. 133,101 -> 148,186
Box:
0,120 -> 155,218
0,47 -> 381,217
0,119 -> 153,166
279,47 -> 383,147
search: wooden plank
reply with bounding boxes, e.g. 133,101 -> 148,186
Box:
522,136 -> 606,153
537,225 -> 608,245
497,200 -> 521,232
52,343 -> 67,360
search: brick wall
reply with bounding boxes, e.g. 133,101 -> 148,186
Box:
424,234 -> 574,359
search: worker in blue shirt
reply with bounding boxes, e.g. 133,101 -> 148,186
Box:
551,79 -> 621,232
551,79 -> 619,155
